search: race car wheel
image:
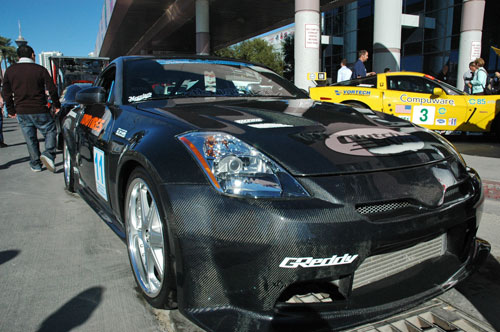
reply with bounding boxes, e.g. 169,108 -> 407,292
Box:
63,141 -> 75,192
125,168 -> 177,309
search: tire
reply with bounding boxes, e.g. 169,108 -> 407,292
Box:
491,115 -> 500,141
63,141 -> 75,192
124,167 -> 177,309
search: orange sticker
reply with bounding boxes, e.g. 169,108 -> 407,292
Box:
81,114 -> 105,132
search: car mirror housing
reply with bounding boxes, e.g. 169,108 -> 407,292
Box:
76,86 -> 107,105
433,87 -> 444,96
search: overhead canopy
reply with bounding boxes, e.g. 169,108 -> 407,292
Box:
99,0 -> 351,59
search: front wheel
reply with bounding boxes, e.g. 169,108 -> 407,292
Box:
63,141 -> 75,192
125,167 -> 177,308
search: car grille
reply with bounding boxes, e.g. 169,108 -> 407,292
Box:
352,234 -> 446,289
356,201 -> 410,215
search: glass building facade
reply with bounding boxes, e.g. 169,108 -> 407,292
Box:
322,0 -> 499,86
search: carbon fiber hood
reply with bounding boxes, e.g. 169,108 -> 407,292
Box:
142,98 -> 457,176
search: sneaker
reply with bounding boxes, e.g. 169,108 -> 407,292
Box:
40,155 -> 55,173
31,165 -> 42,172
0,142 -> 7,148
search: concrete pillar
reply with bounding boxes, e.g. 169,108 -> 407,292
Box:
294,0 -> 320,91
344,1 -> 358,64
372,0 -> 402,73
196,0 -> 210,55
457,0 -> 485,89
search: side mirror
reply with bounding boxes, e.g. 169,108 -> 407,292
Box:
433,87 -> 445,96
76,87 -> 106,105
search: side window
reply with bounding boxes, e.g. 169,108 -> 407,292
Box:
96,67 -> 116,103
387,76 -> 439,94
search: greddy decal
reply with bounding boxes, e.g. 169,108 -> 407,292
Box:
325,128 -> 424,156
93,147 -> 108,201
400,94 -> 455,106
280,254 -> 358,268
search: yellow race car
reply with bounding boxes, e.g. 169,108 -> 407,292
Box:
310,72 -> 500,134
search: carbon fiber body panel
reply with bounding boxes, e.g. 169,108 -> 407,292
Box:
159,161 -> 487,332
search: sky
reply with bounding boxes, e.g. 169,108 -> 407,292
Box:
1,0 -> 105,62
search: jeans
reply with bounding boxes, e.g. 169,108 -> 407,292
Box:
17,113 -> 57,168
0,113 -> 3,143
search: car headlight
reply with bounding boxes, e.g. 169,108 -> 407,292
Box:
178,132 -> 309,198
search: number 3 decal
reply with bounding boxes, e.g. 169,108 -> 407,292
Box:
412,106 -> 435,125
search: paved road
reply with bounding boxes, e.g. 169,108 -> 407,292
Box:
0,117 -> 163,332
0,118 -> 499,332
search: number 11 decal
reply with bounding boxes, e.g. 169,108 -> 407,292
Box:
93,147 -> 108,201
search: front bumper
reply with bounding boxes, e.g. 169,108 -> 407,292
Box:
161,163 -> 489,332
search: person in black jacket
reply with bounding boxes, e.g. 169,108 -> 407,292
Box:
1,45 -> 61,172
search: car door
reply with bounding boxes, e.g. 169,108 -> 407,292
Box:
382,75 -> 468,131
75,66 -> 116,203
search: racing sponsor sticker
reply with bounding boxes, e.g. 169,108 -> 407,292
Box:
115,128 -> 128,138
412,106 -> 435,125
335,90 -> 371,96
400,94 -> 455,106
93,147 -> 108,201
234,118 -> 263,124
397,115 -> 411,121
128,92 -> 152,103
325,128 -> 424,156
435,118 -> 447,126
204,71 -> 216,93
248,123 -> 293,129
80,114 -> 106,132
438,107 -> 447,115
449,118 -> 457,126
395,104 -> 412,114
280,253 -> 358,268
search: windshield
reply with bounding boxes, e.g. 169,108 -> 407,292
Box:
433,78 -> 466,95
123,58 -> 306,104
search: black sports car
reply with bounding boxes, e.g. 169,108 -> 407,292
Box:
55,83 -> 92,150
62,56 -> 490,332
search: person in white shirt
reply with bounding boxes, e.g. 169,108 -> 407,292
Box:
463,62 -> 475,94
337,59 -> 352,82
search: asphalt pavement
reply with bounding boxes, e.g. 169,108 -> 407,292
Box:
1,117 -> 499,332
0,117 -> 163,331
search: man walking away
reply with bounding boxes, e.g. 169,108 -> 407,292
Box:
1,45 -> 60,172
0,84 -> 7,148
337,59 -> 352,82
